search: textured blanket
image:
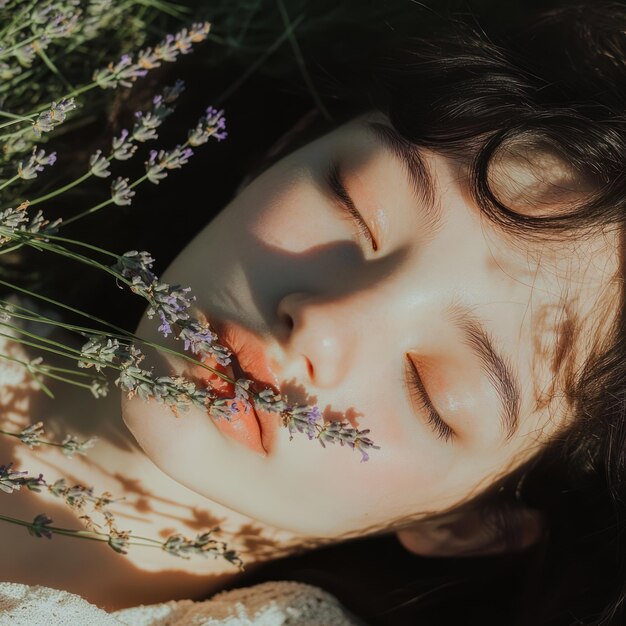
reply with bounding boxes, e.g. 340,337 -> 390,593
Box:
0,580 -> 367,625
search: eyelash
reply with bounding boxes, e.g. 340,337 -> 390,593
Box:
325,161 -> 378,251
404,357 -> 455,443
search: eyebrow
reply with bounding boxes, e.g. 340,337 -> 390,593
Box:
362,120 -> 441,233
446,302 -> 522,443
362,119 -> 522,442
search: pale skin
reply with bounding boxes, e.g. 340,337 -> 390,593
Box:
0,111 -> 621,609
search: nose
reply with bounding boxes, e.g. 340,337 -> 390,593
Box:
275,291 -> 355,389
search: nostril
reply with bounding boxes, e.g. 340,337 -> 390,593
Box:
305,356 -> 314,380
282,312 -> 294,331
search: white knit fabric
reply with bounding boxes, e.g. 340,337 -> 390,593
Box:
0,580 -> 366,626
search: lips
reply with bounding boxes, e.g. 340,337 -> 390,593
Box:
185,314 -> 283,457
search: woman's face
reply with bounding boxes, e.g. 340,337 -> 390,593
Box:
121,111 -> 621,540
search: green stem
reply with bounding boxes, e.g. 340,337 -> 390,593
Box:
60,197 -> 114,227
7,235 -> 132,287
0,110 -> 32,122
0,320 -> 86,355
0,350 -> 93,378
0,174 -> 20,192
28,171 -> 93,207
0,513 -> 163,549
0,243 -> 25,255
31,368 -> 95,390
10,230 -> 120,259
0,300 -> 134,343
0,330 -> 102,366
0,278 -> 134,338
0,427 -> 63,449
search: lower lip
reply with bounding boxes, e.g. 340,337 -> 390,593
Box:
193,356 -> 268,457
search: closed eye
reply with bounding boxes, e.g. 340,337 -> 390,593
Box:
325,160 -> 378,251
404,356 -> 455,443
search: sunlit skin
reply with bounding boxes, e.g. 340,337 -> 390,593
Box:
122,110 -> 621,546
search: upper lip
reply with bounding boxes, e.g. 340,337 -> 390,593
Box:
190,313 -> 283,453
209,317 -> 281,395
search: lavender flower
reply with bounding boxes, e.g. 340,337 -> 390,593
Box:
177,318 -> 224,360
60,434 -> 98,459
89,149 -> 111,177
0,201 -> 61,245
115,364 -> 213,413
23,475 -> 46,492
147,282 -> 194,327
233,378 -> 254,412
145,145 -> 193,184
89,378 -> 109,398
78,336 -> 117,371
110,129 -> 137,161
82,0 -> 113,39
108,81 -> 184,161
162,530 -> 243,569
110,251 -> 235,367
18,421 -> 45,449
108,528 -> 130,554
110,176 -> 135,205
17,147 -> 57,179
13,43 -> 38,67
111,250 -> 157,285
188,106 -> 228,146
32,98 -> 76,137
162,79 -> 185,103
0,463 -> 28,493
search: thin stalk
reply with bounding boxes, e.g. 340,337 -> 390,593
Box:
6,236 -> 132,287
0,278 -> 134,338
0,302 -> 232,384
0,110 -> 32,122
61,197 -> 116,227
0,174 -> 20,192
28,171 -> 94,207
8,230 -> 120,259
0,513 -> 167,549
31,368 -> 96,390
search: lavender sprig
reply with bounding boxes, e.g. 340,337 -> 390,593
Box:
17,147 -> 57,180
0,465 -> 242,566
0,213 -> 381,461
93,22 -> 210,90
107,250 -> 380,461
26,81 -> 186,208
0,420 -> 98,459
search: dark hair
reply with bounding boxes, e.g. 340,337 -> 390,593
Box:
236,3 -> 626,625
